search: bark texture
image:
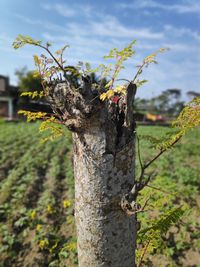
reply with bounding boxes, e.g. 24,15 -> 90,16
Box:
47,79 -> 137,267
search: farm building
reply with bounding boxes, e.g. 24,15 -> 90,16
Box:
0,74 -> 52,120
0,75 -> 18,119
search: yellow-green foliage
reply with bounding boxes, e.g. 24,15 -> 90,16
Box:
20,91 -> 44,99
159,97 -> 200,150
136,206 -> 186,266
12,35 -> 172,148
13,35 -> 168,104
39,117 -> 64,142
13,35 -> 42,49
99,45 -> 168,101
18,110 -> 47,122
100,85 -> 126,101
173,97 -> 200,130
17,111 -> 64,141
139,206 -> 185,238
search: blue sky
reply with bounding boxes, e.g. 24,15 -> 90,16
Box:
0,0 -> 199,99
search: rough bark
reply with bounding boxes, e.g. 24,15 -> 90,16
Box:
47,79 -> 137,267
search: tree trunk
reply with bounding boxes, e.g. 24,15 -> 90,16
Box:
73,129 -> 136,266
47,80 -> 137,267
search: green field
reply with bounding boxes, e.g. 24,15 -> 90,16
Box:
0,122 -> 199,267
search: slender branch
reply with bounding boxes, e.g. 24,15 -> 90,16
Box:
138,168 -> 145,185
140,197 -> 150,212
40,45 -> 65,73
139,171 -> 157,191
109,56 -> 123,90
135,209 -> 149,215
143,135 -> 182,170
116,78 -> 131,83
146,172 -> 157,186
131,61 -> 146,84
44,116 -> 66,125
126,134 -> 183,203
137,239 -> 151,267
89,94 -> 101,103
137,135 -> 182,185
60,49 -> 64,68
32,42 -> 70,84
137,134 -> 143,170
146,184 -> 176,196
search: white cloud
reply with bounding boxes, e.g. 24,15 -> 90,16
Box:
42,3 -> 93,18
164,24 -> 200,42
162,43 -> 195,51
16,9 -> 164,41
118,0 -> 200,14
41,3 -> 164,40
42,3 -> 76,17
90,15 -> 163,39
65,16 -> 163,40
15,14 -> 66,33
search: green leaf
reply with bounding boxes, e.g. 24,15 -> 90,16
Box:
13,34 -> 41,49
59,251 -> 69,259
136,79 -> 148,88
139,206 -> 185,238
55,44 -> 69,55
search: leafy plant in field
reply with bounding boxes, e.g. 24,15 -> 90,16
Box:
0,224 -> 16,256
0,122 -> 76,266
1,123 -> 199,266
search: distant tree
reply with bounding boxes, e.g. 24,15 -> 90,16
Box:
136,89 -> 184,117
15,67 -> 42,94
187,91 -> 200,99
15,67 -> 43,106
160,89 -> 184,116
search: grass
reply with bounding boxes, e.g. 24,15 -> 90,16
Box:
0,122 -> 199,267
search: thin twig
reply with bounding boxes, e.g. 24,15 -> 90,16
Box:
131,61 -> 145,84
146,184 -> 177,196
40,45 -> 65,73
138,168 -> 145,185
33,43 -> 70,84
115,78 -> 131,83
137,135 -> 143,170
89,93 -> 101,103
135,209 -> 149,215
143,136 -> 182,170
141,197 -> 150,211
137,239 -> 151,267
137,135 -> 182,185
139,171 -> 157,191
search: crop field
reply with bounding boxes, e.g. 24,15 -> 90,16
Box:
0,122 -> 199,267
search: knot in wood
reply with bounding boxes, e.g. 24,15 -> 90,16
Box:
121,193 -> 141,216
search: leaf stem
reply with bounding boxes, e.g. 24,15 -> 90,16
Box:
137,239 -> 151,267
